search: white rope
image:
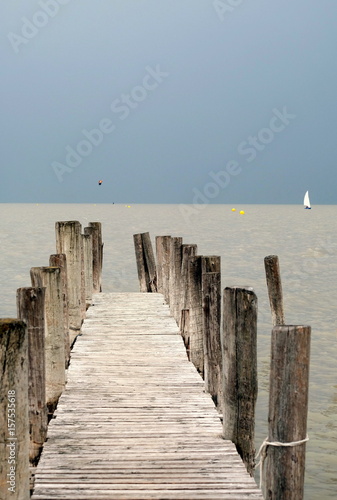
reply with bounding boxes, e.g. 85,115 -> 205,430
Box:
255,434 -> 309,489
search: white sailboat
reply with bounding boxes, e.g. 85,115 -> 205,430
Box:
304,190 -> 311,209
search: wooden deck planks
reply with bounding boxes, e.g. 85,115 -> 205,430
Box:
31,293 -> 263,500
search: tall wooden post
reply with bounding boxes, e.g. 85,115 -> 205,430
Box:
222,286 -> 258,475
202,271 -> 222,409
141,232 -> 157,292
155,235 -> 171,303
84,226 -> 95,295
30,267 -> 65,414
0,319 -> 30,500
89,222 -> 103,293
169,237 -> 183,323
82,233 -> 93,307
17,287 -> 47,465
188,255 -> 204,375
179,244 -> 197,323
264,255 -> 285,326
49,254 -> 70,364
134,233 -> 150,292
264,325 -> 310,500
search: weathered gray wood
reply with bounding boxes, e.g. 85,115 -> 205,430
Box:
169,237 -> 183,323
201,256 -> 221,274
89,222 -> 103,293
202,272 -> 222,410
264,325 -> 310,500
264,255 -> 285,326
55,221 -> 83,335
30,267 -> 65,413
141,232 -> 157,292
84,227 -> 95,296
188,255 -> 204,376
133,233 -> 149,292
82,234 -> 93,307
17,287 -> 47,464
31,293 -> 263,500
49,254 -> 70,364
155,236 -> 171,302
179,244 -> 197,323
222,286 -> 258,475
180,308 -> 190,360
0,319 -> 30,500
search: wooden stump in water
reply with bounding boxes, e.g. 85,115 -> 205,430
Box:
264,255 -> 285,326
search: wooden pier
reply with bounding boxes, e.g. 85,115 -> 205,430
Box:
31,292 -> 263,500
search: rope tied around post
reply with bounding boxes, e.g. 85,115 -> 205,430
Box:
255,434 -> 309,489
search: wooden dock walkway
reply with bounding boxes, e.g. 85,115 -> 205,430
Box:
31,292 -> 263,500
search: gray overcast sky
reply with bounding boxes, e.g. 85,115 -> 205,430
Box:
1,0 -> 337,204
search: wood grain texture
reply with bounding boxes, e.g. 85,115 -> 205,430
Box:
31,293 -> 263,500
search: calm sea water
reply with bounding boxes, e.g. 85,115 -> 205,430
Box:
0,203 -> 336,499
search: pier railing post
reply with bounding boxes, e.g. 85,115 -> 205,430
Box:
134,233 -> 149,292
264,325 -> 310,500
264,255 -> 285,325
55,221 -> 84,337
141,232 -> 157,292
49,254 -> 70,364
30,267 -> 65,414
202,271 -> 222,409
0,319 -> 30,500
188,255 -> 204,376
222,286 -> 258,475
169,237 -> 183,322
155,235 -> 171,303
179,244 -> 197,325
89,222 -> 103,293
17,287 -> 47,465
82,233 -> 93,308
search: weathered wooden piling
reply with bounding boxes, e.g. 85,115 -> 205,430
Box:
179,244 -> 197,319
180,308 -> 190,357
222,286 -> 258,475
169,237 -> 183,322
89,222 -> 103,293
0,319 -> 30,500
202,271 -> 222,409
155,235 -> 171,302
30,267 -> 65,413
188,255 -> 204,375
82,233 -> 93,307
141,232 -> 157,292
264,254 -> 285,326
49,254 -> 70,365
264,325 -> 310,500
17,287 -> 47,464
133,233 -> 149,292
55,221 -> 84,335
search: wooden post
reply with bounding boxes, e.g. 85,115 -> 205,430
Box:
141,232 -> 157,292
264,255 -> 285,326
134,233 -> 150,292
55,221 -> 84,336
30,267 -> 65,414
49,254 -> 70,364
222,286 -> 258,475
179,244 -> 197,323
202,271 -> 222,409
155,235 -> 171,303
0,319 -> 30,500
169,237 -> 183,323
264,325 -> 310,500
180,309 -> 190,360
82,233 -> 93,307
84,226 -> 95,296
17,287 -> 47,464
201,255 -> 221,274
89,222 -> 103,293
188,255 -> 204,376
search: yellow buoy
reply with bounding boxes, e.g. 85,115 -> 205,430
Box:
231,208 -> 236,212
239,210 -> 245,215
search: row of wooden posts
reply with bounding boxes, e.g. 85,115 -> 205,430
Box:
134,232 -> 311,500
0,221 -> 103,500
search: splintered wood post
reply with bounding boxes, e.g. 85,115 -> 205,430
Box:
89,222 -> 103,293
134,233 -> 149,292
264,254 -> 285,326
84,227 -> 95,296
49,254 -> 70,365
179,244 -> 197,324
141,232 -> 157,292
30,267 -> 65,414
55,221 -> 83,336
155,235 -> 171,303
264,325 -> 311,500
169,237 -> 183,323
82,233 -> 93,307
202,271 -> 222,410
201,255 -> 221,274
188,255 -> 204,376
180,308 -> 190,359
222,286 -> 258,475
0,319 -> 29,500
17,287 -> 47,464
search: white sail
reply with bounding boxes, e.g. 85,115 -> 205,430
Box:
304,191 -> 311,208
